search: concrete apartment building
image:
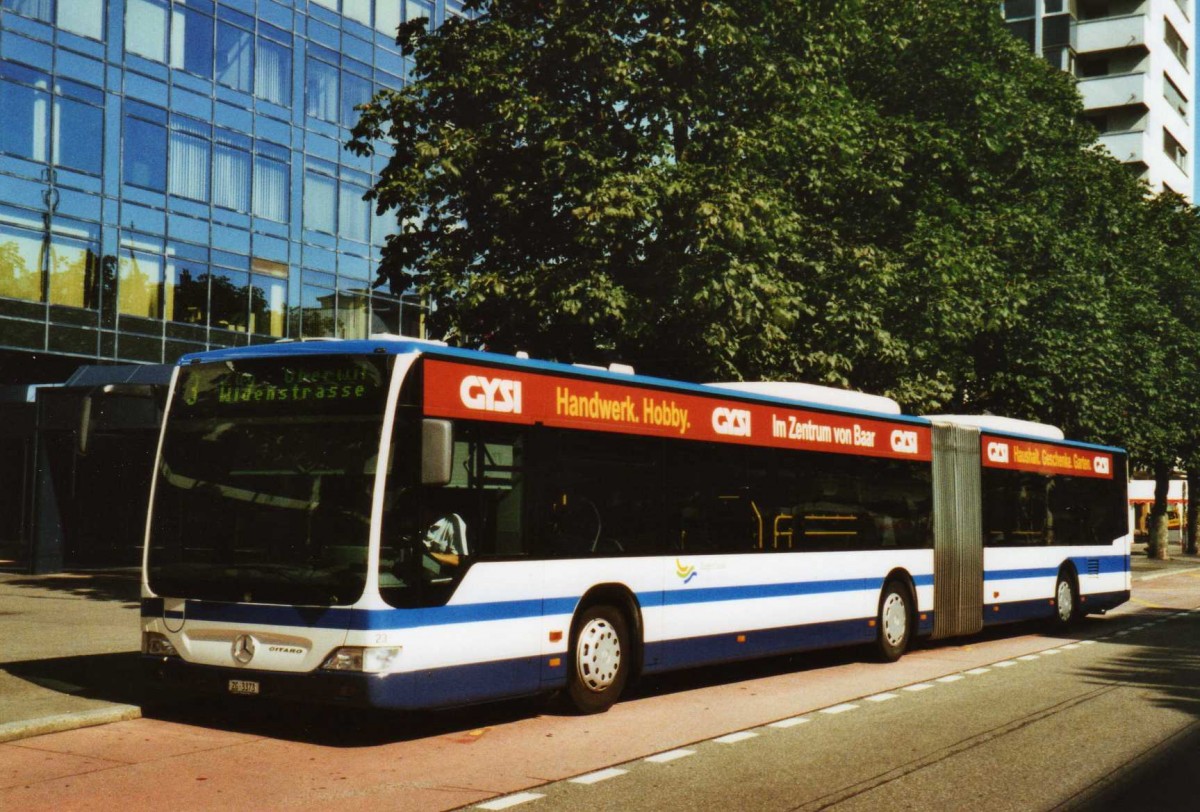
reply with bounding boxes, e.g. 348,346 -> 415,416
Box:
1004,0 -> 1195,200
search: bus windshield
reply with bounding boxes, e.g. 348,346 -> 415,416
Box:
146,354 -> 391,606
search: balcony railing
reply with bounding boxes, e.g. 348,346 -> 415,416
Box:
1077,72 -> 1148,111
1075,14 -> 1147,53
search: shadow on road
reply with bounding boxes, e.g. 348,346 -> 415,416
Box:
3,652 -> 151,706
0,571 -> 140,607
1070,724 -> 1200,812
125,615 -> 1119,748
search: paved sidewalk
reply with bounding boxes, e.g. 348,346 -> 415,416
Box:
0,570 -> 147,743
1,549 -> 1199,744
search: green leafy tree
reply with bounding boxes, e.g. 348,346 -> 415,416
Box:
355,0 -> 1099,387
351,0 -> 1200,480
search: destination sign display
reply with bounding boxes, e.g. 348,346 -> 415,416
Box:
423,359 -> 931,461
175,355 -> 389,418
981,433 -> 1114,480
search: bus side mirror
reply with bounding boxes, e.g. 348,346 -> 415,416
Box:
421,419 -> 453,486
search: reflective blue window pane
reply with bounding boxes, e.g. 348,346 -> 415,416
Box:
58,0 -> 104,40
254,36 -> 291,107
168,118 -> 210,201
405,0 -> 434,31
300,283 -> 335,337
54,97 -> 102,175
166,253 -> 209,324
304,57 -> 338,123
123,114 -> 167,190
0,79 -> 50,162
344,0 -> 371,27
213,130 -> 251,211
170,7 -> 214,79
252,154 -> 288,221
209,267 -> 249,331
304,170 -> 336,233
338,181 -> 369,243
216,22 -> 253,93
376,0 -> 401,36
126,0 -> 169,63
9,0 -> 52,23
249,272 -> 285,336
341,72 -> 372,129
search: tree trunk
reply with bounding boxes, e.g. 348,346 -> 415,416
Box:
1148,462 -> 1171,560
1188,467 -> 1199,556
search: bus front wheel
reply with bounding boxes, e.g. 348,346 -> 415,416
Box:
566,605 -> 630,714
1053,571 -> 1080,628
876,580 -> 912,662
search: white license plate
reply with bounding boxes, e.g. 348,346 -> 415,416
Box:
228,679 -> 260,696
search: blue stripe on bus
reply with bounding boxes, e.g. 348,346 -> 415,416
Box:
644,617 -> 879,673
141,573 -> 934,630
985,555 -> 1129,582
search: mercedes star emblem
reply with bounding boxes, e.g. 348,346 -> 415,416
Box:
231,634 -> 257,665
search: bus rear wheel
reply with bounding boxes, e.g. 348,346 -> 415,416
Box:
566,605 -> 630,714
876,580 -> 912,662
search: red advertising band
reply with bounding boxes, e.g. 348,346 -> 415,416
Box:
981,434 -> 1114,480
423,359 -> 933,462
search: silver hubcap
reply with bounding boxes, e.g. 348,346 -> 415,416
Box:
882,592 -> 907,647
1057,580 -> 1073,621
576,618 -> 622,692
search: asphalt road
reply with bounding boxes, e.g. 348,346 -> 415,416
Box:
2,570 -> 1199,811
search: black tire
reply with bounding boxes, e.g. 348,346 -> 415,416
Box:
1052,570 -> 1080,628
876,580 -> 912,662
566,604 -> 631,714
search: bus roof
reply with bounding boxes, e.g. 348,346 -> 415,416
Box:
177,338 -> 1125,452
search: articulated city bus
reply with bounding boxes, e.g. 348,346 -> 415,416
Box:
141,338 -> 1130,713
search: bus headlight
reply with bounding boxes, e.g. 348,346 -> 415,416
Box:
320,646 -> 403,674
142,632 -> 179,657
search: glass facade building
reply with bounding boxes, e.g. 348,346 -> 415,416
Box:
0,0 -> 447,572
0,0 -> 440,375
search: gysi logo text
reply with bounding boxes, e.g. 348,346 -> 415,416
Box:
712,407 -> 752,437
890,430 -> 919,455
460,376 -> 523,414
986,442 -> 1010,464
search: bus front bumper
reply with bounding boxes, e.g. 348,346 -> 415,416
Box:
142,655 -> 412,709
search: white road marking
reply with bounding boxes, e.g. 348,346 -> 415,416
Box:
769,717 -> 810,728
822,703 -> 859,715
1017,655 -> 1040,661
1041,649 -> 1061,655
965,668 -> 991,675
570,769 -> 627,785
903,683 -> 934,692
714,731 -> 758,744
936,674 -> 965,683
994,660 -> 1018,668
477,793 -> 545,810
1061,644 -> 1080,650
645,749 -> 695,763
1080,640 -> 1097,645
866,693 -> 898,702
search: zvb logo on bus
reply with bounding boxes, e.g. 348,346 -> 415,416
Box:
1094,456 -> 1111,475
676,560 -> 698,584
711,407 -> 751,437
986,441 -> 1010,464
459,376 -> 523,414
890,430 -> 920,455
